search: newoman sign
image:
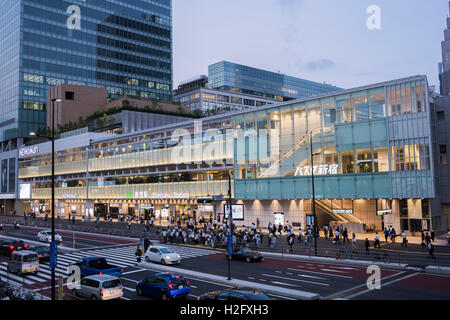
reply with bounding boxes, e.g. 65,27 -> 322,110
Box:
19,146 -> 39,158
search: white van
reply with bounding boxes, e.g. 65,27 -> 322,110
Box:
7,251 -> 40,275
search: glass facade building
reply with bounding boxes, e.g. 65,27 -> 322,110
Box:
208,61 -> 342,102
0,0 -> 172,141
16,75 -> 447,233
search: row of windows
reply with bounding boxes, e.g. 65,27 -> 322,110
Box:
97,47 -> 171,70
23,59 -> 171,91
23,20 -> 171,60
96,60 -> 171,83
97,23 -> 170,49
97,35 -> 171,59
104,14 -> 171,39
23,101 -> 46,111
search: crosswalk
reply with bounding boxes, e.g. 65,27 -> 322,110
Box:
0,244 -> 219,286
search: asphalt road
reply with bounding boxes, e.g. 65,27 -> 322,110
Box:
1,226 -> 449,300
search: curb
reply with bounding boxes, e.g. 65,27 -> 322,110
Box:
424,266 -> 450,276
137,261 -> 320,300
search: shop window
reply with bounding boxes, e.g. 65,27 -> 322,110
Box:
399,199 -> 408,217
400,219 -> 409,231
356,150 -> 373,173
341,151 -> 355,174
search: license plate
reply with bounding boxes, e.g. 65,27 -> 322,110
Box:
17,247 -> 22,249
178,285 -> 183,289
28,269 -> 34,272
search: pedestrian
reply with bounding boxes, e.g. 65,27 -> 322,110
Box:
365,238 -> 370,255
334,229 -> 340,245
342,228 -> 349,243
68,213 -> 71,221
425,232 -> 431,245
256,217 -> 260,229
431,229 -> 435,242
384,227 -> 389,243
288,235 -> 294,253
127,221 -> 131,230
324,225 -> 328,240
401,230 -> 408,247
352,232 -> 357,248
421,231 -> 426,247
374,232 -> 381,248
328,227 -> 333,240
135,246 -> 143,264
390,228 -> 396,243
144,238 -> 151,253
72,215 -> 75,225
427,242 -> 435,259
297,228 -> 302,242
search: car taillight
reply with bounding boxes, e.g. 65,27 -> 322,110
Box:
99,272 -> 102,275
24,244 -> 28,248
100,289 -> 103,297
168,281 -> 173,290
186,280 -> 189,285
9,246 -> 13,250
120,268 -> 123,273
38,254 -> 43,257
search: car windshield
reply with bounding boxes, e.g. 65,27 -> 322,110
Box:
36,247 -> 49,253
102,279 -> 122,289
160,248 -> 173,254
239,248 -> 247,253
23,254 -> 38,262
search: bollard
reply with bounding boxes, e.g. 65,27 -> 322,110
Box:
325,250 -> 329,257
336,252 -> 339,260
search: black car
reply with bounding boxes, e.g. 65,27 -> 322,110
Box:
226,247 -> 264,263
198,289 -> 271,301
29,246 -> 50,263
0,240 -> 29,257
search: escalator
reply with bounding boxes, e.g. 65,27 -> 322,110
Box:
315,199 -> 363,224
259,127 -> 333,178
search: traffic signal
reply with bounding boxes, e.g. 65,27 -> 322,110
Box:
197,198 -> 213,204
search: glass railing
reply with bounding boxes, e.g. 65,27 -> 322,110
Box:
31,180 -> 232,200
19,140 -> 234,178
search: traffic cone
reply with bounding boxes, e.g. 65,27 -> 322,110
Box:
306,249 -> 310,256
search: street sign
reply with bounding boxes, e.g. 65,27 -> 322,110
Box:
226,235 -> 232,257
49,241 -> 58,268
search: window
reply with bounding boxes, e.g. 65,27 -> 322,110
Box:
440,144 -> 448,165
65,91 -> 74,100
437,111 -> 445,120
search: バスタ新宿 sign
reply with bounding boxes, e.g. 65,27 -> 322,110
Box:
294,164 -> 338,176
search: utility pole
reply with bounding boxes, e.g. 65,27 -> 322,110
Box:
310,131 -> 318,256
227,172 -> 233,280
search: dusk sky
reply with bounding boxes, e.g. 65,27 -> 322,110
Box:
173,0 -> 448,91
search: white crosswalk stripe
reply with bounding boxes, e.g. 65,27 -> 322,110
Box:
0,244 -> 219,286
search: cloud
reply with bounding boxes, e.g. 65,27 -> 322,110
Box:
306,59 -> 336,71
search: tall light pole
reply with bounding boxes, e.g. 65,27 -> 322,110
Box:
30,97 -> 61,300
309,131 -> 319,256
227,172 -> 233,280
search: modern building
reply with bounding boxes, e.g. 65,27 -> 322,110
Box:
208,61 -> 342,102
439,1 -> 450,96
14,75 -> 450,233
0,0 -> 172,143
173,75 -> 275,114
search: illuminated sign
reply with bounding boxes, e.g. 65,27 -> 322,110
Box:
151,192 -> 189,199
332,209 -> 353,214
19,183 -> 31,199
274,212 -> 284,226
224,204 -> 244,220
19,146 -> 39,157
294,164 -> 338,176
62,194 -> 78,199
377,209 -> 392,216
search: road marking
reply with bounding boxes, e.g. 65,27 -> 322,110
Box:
288,268 -> 353,279
122,269 -> 149,276
259,279 -> 267,282
262,273 -> 329,286
286,272 -> 293,275
320,268 -> 348,273
270,281 -> 298,287
248,277 -> 255,280
345,272 -> 418,299
122,286 -> 135,292
324,271 -> 408,300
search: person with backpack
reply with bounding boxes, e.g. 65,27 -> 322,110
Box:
323,225 -> 329,240
427,242 -> 435,259
384,227 -> 389,243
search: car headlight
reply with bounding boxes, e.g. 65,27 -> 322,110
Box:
177,254 -> 181,259
166,256 -> 171,260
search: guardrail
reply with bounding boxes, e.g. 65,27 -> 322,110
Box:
0,278 -> 47,300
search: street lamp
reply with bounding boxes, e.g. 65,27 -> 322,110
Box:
29,97 -> 61,301
309,131 -> 320,256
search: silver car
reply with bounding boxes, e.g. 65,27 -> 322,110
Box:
7,251 -> 40,275
72,274 -> 123,300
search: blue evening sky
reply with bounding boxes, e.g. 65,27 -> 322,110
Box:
173,0 -> 448,91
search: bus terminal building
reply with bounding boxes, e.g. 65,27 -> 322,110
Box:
14,75 -> 450,234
